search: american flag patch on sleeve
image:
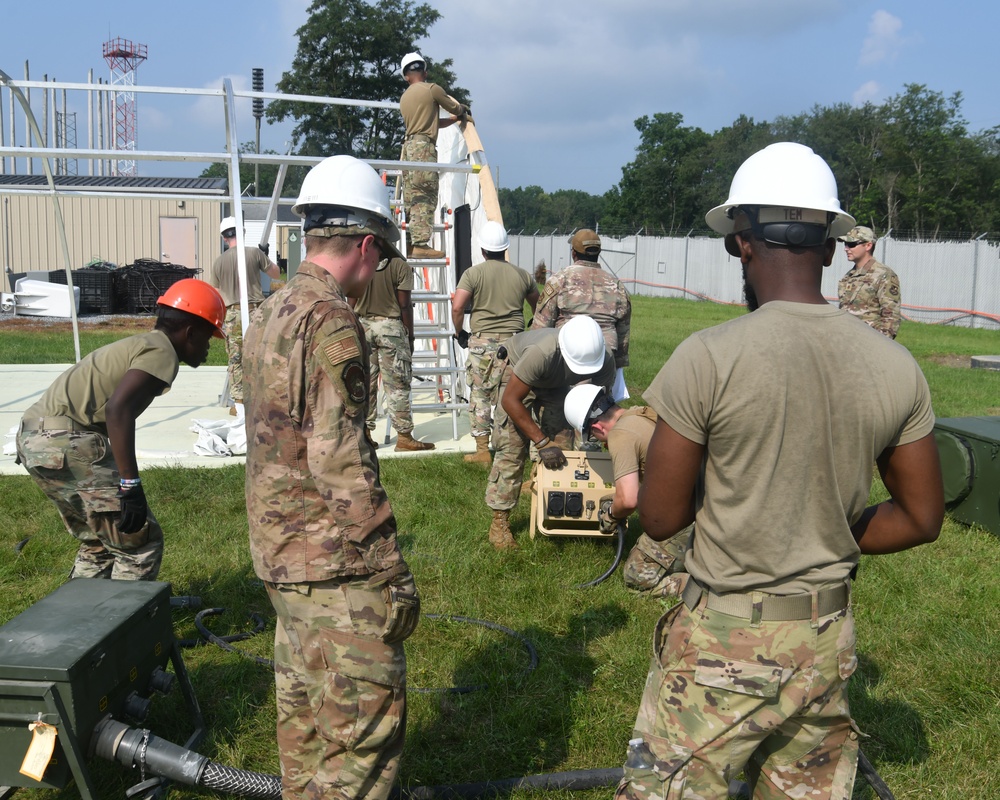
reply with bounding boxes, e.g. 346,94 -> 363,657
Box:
323,331 -> 362,365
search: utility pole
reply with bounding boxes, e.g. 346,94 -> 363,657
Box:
252,68 -> 264,197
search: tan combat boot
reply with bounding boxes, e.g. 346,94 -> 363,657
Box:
395,431 -> 435,452
410,244 -> 445,259
463,437 -> 492,464
488,510 -> 518,550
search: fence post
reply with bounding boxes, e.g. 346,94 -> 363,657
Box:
683,229 -> 693,299
971,233 -> 988,329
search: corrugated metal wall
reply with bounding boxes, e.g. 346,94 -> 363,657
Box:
2,195 -> 222,291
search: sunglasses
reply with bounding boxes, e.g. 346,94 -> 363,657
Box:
843,241 -> 865,248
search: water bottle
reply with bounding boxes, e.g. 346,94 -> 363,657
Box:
625,737 -> 655,770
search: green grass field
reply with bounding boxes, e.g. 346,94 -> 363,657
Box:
0,297 -> 998,799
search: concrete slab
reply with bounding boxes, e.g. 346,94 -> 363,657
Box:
1,364 -> 474,476
971,355 -> 1000,371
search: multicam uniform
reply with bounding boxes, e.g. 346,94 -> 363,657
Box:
838,257 -> 900,339
243,260 -> 415,800
354,257 -> 417,436
456,257 -> 536,439
609,406 -> 692,597
399,82 -> 466,248
15,331 -> 178,580
618,301 -> 934,800
208,245 -> 273,402
532,261 -> 632,368
486,328 -> 616,512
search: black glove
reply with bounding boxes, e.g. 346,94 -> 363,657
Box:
454,329 -> 470,349
538,443 -> 567,470
257,242 -> 270,255
382,571 -> 421,644
117,484 -> 148,534
598,497 -> 621,534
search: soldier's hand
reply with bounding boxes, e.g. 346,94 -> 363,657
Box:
538,443 -> 567,470
117,484 -> 148,534
383,570 -> 420,644
454,329 -> 470,349
598,497 -> 622,534
257,243 -> 270,255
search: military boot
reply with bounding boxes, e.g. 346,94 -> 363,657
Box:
395,431 -> 435,452
488,510 -> 518,550
463,437 -> 492,464
410,244 -> 445,259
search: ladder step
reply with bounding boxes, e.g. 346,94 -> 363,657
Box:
412,292 -> 452,302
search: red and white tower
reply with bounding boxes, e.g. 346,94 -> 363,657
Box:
102,37 -> 147,177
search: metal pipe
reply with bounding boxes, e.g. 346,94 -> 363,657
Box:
87,70 -> 93,176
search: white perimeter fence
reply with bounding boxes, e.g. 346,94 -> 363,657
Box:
509,233 -> 1000,330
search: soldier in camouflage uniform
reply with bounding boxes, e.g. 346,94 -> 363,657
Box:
15,279 -> 224,580
563,385 -> 692,598
351,255 -> 435,452
837,225 -> 900,339
452,221 -> 539,464
532,228 -> 631,370
619,143 -> 942,799
484,317 -> 615,549
207,216 -> 279,412
243,156 -> 419,800
399,52 -> 470,259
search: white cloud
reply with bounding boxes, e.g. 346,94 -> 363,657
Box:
859,10 -> 906,67
852,81 -> 882,106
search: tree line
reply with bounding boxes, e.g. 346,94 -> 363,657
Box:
203,1 -> 999,242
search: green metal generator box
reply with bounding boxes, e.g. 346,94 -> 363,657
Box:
934,416 -> 1000,538
0,579 -> 173,791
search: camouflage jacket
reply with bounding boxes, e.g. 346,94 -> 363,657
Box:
243,260 -> 406,583
531,261 -> 631,367
838,258 -> 901,339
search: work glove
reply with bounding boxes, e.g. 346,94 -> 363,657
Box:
382,570 -> 421,644
257,243 -> 270,255
454,329 -> 470,349
117,484 -> 149,534
598,495 -> 623,534
538,443 -> 567,470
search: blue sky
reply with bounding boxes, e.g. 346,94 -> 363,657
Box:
2,1 -> 998,195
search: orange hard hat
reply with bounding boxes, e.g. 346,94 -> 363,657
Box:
156,278 -> 226,338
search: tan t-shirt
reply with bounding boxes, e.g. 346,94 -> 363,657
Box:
506,328 -> 616,393
24,330 -> 179,434
400,82 -> 464,139
209,246 -> 272,306
457,258 -> 534,337
354,258 -> 413,319
643,300 -> 935,594
607,407 -> 657,481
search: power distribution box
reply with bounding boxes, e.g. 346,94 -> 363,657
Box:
934,416 -> 1000,538
0,579 -> 174,791
528,450 -> 617,538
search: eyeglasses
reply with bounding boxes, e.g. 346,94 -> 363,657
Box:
843,241 -> 865,248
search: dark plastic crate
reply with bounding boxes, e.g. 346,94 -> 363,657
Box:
49,269 -> 118,314
123,268 -> 198,314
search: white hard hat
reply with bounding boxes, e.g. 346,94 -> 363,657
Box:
293,155 -> 404,259
564,384 -> 608,434
220,216 -> 238,236
558,316 -> 607,375
400,51 -> 425,76
478,221 -> 509,253
705,142 -> 855,240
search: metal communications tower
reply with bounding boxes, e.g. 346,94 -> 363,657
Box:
102,37 -> 147,177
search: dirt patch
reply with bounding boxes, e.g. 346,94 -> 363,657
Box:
927,354 -> 973,369
0,314 -> 152,334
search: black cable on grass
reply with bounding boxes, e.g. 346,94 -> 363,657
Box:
858,751 -> 897,800
174,604 -> 539,695
412,614 -> 539,695
574,526 -> 625,589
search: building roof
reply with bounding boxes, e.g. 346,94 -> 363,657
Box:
0,175 -> 228,194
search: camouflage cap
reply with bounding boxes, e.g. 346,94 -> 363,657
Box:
837,225 -> 876,243
569,229 -> 601,254
301,205 -> 405,260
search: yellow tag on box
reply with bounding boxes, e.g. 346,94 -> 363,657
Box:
20,721 -> 57,782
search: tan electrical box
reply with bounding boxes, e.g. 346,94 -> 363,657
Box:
528,450 -> 617,539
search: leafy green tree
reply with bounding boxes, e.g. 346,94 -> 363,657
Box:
266,0 -> 469,160
200,141 -> 306,198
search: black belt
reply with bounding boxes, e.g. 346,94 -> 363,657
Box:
682,577 -> 850,621
405,133 -> 434,142
21,416 -> 89,433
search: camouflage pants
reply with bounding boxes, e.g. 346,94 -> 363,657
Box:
485,360 -> 573,511
266,577 -> 407,800
360,317 -> 414,435
401,137 -> 438,247
223,302 -> 260,404
15,426 -> 163,580
617,586 -> 859,800
465,335 -> 506,439
622,527 -> 693,597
